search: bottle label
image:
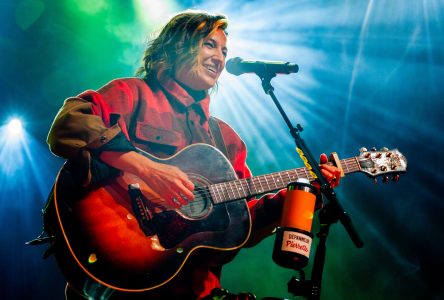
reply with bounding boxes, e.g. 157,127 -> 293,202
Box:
281,230 -> 312,259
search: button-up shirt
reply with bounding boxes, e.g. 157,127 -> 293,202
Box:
47,76 -> 285,299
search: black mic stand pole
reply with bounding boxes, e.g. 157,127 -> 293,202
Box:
257,72 -> 364,300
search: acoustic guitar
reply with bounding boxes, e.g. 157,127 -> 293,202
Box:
51,143 -> 407,292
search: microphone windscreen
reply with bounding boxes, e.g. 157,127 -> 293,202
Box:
225,57 -> 243,75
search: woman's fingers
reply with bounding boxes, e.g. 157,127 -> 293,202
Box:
319,153 -> 341,188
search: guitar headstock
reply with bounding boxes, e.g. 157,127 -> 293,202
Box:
357,147 -> 407,182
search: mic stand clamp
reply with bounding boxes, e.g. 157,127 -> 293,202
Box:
256,72 -> 364,300
287,202 -> 338,299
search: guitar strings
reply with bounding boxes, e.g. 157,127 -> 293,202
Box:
132,153 -> 398,216
142,158 -> 363,213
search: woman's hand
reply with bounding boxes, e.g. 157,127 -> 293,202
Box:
319,153 -> 341,188
100,151 -> 194,208
136,158 -> 195,208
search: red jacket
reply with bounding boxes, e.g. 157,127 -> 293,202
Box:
48,76 -> 285,299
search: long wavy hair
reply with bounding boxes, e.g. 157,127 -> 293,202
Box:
135,10 -> 228,84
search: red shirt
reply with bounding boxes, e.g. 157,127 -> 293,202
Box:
48,76 -> 285,299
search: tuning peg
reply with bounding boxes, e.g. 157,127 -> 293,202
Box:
359,147 -> 368,153
371,147 -> 377,151
380,147 -> 389,151
392,175 -> 400,182
382,176 -> 389,183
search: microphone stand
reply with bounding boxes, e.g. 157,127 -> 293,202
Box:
257,72 -> 364,300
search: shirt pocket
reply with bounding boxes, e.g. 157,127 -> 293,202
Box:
134,121 -> 184,157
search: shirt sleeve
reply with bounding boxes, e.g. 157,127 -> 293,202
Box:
88,131 -> 138,184
47,78 -> 141,186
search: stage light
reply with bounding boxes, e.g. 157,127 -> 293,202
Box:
7,118 -> 23,136
133,0 -> 179,30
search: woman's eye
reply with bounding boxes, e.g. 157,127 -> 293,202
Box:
204,42 -> 214,48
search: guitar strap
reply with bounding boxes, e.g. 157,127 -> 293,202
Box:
208,116 -> 230,160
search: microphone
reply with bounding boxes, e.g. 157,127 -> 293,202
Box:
225,57 -> 299,76
272,178 -> 317,270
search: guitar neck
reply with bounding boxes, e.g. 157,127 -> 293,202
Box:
210,156 -> 361,204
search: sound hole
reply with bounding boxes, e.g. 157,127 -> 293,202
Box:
177,174 -> 212,219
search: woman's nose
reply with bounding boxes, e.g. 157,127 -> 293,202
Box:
213,50 -> 225,67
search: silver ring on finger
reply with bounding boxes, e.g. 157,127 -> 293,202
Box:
172,197 -> 180,205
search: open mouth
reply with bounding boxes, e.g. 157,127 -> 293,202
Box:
204,64 -> 218,75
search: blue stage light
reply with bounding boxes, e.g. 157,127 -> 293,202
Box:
7,118 -> 23,137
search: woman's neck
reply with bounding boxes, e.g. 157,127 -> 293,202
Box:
177,80 -> 207,101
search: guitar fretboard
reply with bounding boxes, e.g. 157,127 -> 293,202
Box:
209,157 -> 361,204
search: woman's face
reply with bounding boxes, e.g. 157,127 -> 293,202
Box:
175,28 -> 228,91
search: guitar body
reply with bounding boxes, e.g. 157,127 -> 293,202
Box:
52,144 -> 251,292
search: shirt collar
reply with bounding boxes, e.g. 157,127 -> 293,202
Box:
159,76 -> 211,121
